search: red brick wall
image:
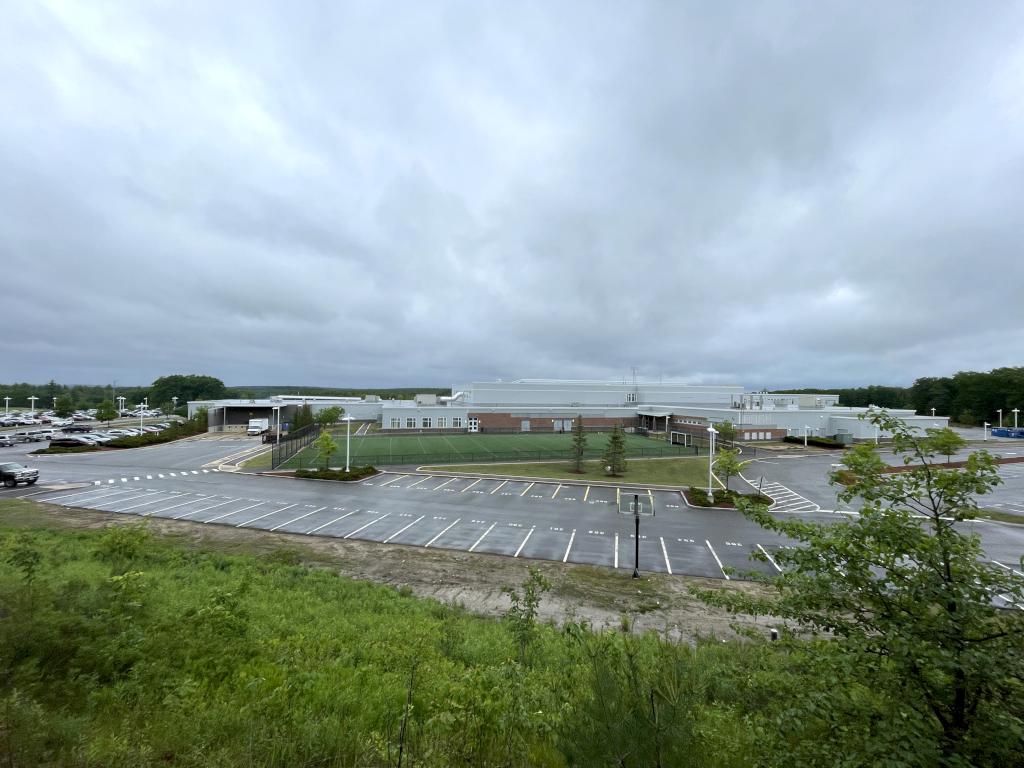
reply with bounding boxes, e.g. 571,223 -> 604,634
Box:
470,413 -> 637,432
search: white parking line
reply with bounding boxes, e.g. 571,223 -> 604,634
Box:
344,513 -> 391,539
306,509 -> 358,534
376,475 -> 406,488
177,498 -> 238,520
383,515 -> 425,543
116,493 -> 173,512
757,544 -> 782,572
270,507 -> 327,532
235,503 -> 297,527
142,495 -> 198,516
992,560 -> 1024,578
102,491 -> 161,508
431,478 -> 456,491
490,480 -> 508,495
705,540 -> 729,580
552,484 -> 562,500
514,527 -> 535,557
469,522 -> 497,552
562,529 -> 576,562
520,482 -> 534,497
424,518 -> 461,547
406,475 -> 432,489
614,532 -> 619,568
660,537 -> 672,574
461,478 -> 482,493
584,486 -> 591,502
42,487 -> 131,503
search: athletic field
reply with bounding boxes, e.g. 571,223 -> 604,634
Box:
282,430 -> 699,469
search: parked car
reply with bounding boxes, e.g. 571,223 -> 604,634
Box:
0,462 -> 39,487
0,434 -> 16,447
63,423 -> 92,433
49,437 -> 97,448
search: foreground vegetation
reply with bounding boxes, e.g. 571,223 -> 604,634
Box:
2,412 -> 1022,766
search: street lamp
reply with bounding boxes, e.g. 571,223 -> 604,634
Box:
273,406 -> 281,447
117,396 -> 126,415
632,493 -> 641,579
28,396 -> 38,415
172,396 -> 178,410
138,403 -> 145,430
3,396 -> 9,415
997,409 -> 1003,428
803,425 -> 810,448
1014,409 -> 1020,429
983,422 -> 989,441
52,396 -> 57,409
874,423 -> 879,444
341,415 -> 354,472
931,408 -> 936,418
706,425 -> 718,504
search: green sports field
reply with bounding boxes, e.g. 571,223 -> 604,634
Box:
281,430 -> 699,469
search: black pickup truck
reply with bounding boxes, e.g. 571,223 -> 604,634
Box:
0,462 -> 39,487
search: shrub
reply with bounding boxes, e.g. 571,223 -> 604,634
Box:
293,466 -> 377,482
782,435 -> 846,449
31,445 -> 100,454
685,487 -> 771,508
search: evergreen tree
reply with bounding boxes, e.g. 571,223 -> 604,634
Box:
601,425 -> 627,477
53,394 -> 75,418
570,414 -> 587,473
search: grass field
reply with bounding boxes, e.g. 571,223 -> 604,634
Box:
281,430 -> 700,469
420,456 -> 710,486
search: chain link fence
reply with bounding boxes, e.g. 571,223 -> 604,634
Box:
270,423 -> 322,469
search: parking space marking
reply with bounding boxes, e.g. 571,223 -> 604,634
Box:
660,537 -> 672,574
270,507 -> 327,532
406,475 -> 432,489
490,480 -> 508,495
461,478 -> 482,493
432,478 -> 456,491
705,540 -> 729,579
520,482 -> 534,497
144,495 -> 202,516
235,503 -> 297,527
514,526 -> 535,557
583,486 -> 591,502
757,544 -> 782,572
992,560 -> 1024,578
116,493 -> 172,512
177,497 -> 238,520
614,532 -> 619,568
344,513 -> 391,539
103,490 -> 160,507
376,475 -> 406,488
562,529 -> 576,562
551,484 -> 562,500
44,487 -> 131,503
308,509 -> 358,534
424,518 -> 461,547
190,499 -> 260,522
383,515 -> 425,543
469,522 -> 497,552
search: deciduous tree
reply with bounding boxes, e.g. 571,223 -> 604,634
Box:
925,426 -> 967,464
95,400 -> 117,426
713,448 -> 742,492
53,394 -> 75,418
313,430 -> 338,470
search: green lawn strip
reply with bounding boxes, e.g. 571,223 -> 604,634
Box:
241,451 -> 273,469
420,457 -> 708,486
976,508 -> 1024,525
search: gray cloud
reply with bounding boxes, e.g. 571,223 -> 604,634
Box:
2,0 -> 1023,389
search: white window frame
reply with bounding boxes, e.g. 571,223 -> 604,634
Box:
422,417 -> 432,428
406,417 -> 416,429
390,418 -> 400,429
437,417 -> 447,428
453,417 -> 463,428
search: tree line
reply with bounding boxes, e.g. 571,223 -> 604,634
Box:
774,365 -> 1024,424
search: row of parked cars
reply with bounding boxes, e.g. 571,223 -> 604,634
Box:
47,423 -> 177,448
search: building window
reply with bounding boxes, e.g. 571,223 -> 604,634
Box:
422,417 -> 432,428
453,417 -> 463,428
437,417 -> 447,428
390,418 -> 400,429
406,417 -> 416,429
626,392 -> 637,403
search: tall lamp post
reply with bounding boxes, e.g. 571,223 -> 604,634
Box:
117,396 -> 126,415
632,493 -> 641,579
138,403 -> 146,431
997,409 -> 1003,428
803,425 -> 810,448
341,415 -> 353,471
3,396 -> 9,416
706,425 -> 718,504
28,396 -> 38,415
273,406 -> 281,446
931,408 -> 936,418
983,422 -> 989,441
1014,409 -> 1020,429
172,396 -> 179,411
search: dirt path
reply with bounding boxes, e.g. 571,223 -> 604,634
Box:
7,500 -> 777,643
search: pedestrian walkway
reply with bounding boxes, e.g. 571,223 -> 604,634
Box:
756,481 -> 820,512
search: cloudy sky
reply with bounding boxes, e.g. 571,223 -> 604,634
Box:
3,1 -> 1023,390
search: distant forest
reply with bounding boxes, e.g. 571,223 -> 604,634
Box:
774,366 -> 1024,425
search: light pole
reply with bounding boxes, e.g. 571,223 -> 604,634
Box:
983,422 -> 989,441
138,403 -> 145,430
874,423 -> 879,444
273,406 -> 281,446
803,425 -> 810,448
52,396 -> 57,409
931,408 -> 936,418
172,396 -> 178,411
342,415 -> 353,472
706,425 -> 718,504
997,409 -> 1003,428
28,396 -> 38,415
3,396 -> 9,415
632,493 -> 640,579
117,396 -> 126,415
1014,409 -> 1020,429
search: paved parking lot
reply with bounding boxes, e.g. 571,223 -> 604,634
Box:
24,469 -> 786,581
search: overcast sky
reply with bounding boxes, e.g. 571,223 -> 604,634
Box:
3,1 -> 1023,390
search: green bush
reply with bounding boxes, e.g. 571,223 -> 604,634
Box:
106,417 -> 204,449
294,466 -> 377,482
31,445 -> 100,454
685,487 -> 772,507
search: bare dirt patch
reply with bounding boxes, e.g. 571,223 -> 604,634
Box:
4,499 -> 777,643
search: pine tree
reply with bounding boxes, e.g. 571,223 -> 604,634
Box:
570,414 -> 587,473
601,424 -> 627,477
